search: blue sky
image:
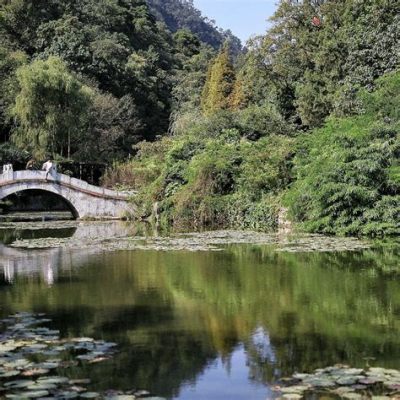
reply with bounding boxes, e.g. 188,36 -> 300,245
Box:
192,0 -> 277,44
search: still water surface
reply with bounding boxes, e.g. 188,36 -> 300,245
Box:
0,222 -> 399,399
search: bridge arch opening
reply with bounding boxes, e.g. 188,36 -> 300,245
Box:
1,189 -> 79,219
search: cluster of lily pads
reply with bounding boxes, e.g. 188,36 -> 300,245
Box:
9,229 -> 371,253
0,312 -> 165,400
275,365 -> 400,399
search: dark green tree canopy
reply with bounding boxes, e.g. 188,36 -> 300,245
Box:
1,0 -> 175,147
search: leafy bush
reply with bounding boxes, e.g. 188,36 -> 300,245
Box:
104,107 -> 295,231
172,106 -> 293,139
286,71 -> 400,236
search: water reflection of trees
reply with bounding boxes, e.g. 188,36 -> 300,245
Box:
0,240 -> 399,397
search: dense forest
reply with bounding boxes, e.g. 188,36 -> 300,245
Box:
0,0 -> 222,161
0,0 -> 399,236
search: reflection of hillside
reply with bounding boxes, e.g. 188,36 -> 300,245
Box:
107,248 -> 400,376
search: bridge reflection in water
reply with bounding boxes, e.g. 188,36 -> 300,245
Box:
0,222 -> 130,284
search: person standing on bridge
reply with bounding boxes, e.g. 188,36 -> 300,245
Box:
42,159 -> 57,180
2,162 -> 13,173
26,158 -> 36,170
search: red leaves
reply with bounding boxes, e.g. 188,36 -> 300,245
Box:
312,16 -> 322,27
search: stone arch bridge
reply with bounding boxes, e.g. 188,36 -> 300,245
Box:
0,170 -> 133,219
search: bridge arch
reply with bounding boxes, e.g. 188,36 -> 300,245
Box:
1,188 -> 80,219
0,171 -> 132,219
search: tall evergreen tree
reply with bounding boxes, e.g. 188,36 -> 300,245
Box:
201,47 -> 236,115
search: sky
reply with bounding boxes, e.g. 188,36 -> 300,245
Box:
192,0 -> 278,44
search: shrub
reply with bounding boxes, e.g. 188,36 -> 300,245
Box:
286,71 -> 400,237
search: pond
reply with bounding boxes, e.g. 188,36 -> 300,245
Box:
0,221 -> 399,399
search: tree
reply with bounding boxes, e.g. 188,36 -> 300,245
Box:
0,48 -> 28,142
1,0 -> 176,147
171,41 -> 215,116
76,93 -> 142,162
228,73 -> 247,111
173,29 -> 201,59
201,47 -> 236,115
12,57 -> 92,159
239,0 -> 400,128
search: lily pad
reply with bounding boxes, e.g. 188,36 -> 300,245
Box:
280,386 -> 309,394
332,386 -> 355,395
27,383 -> 57,390
134,391 -> 150,397
105,396 -> 135,400
4,380 -> 35,389
0,371 -> 21,378
342,393 -> 362,400
80,392 -> 99,398
304,378 -> 335,388
37,377 -> 69,385
3,360 -> 31,369
143,398 -> 167,400
20,390 -> 49,398
292,373 -> 310,380
385,383 -> 400,390
371,397 -> 391,400
342,368 -> 364,375
56,391 -> 78,399
37,362 -> 59,370
337,377 -> 357,386
21,368 -> 50,377
358,378 -> 380,385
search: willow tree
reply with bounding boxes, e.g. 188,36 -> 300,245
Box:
12,56 -> 92,160
201,47 -> 236,115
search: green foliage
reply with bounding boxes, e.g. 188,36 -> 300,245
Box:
240,0 -> 400,127
286,71 -> 400,236
11,57 -> 92,159
0,48 -> 28,141
77,92 -> 142,162
173,106 -> 292,139
0,0 -> 177,157
201,47 -> 236,115
106,109 -> 295,231
0,142 -> 29,165
171,34 -> 215,115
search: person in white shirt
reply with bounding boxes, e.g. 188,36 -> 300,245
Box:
2,163 -> 13,173
42,159 -> 56,180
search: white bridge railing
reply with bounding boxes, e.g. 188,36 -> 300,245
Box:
0,170 -> 134,200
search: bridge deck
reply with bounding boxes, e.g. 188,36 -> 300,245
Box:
0,170 -> 132,201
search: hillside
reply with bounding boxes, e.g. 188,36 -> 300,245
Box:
102,0 -> 399,237
147,0 -> 242,53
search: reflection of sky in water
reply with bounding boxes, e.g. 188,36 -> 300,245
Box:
252,327 -> 276,364
177,345 -> 274,400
